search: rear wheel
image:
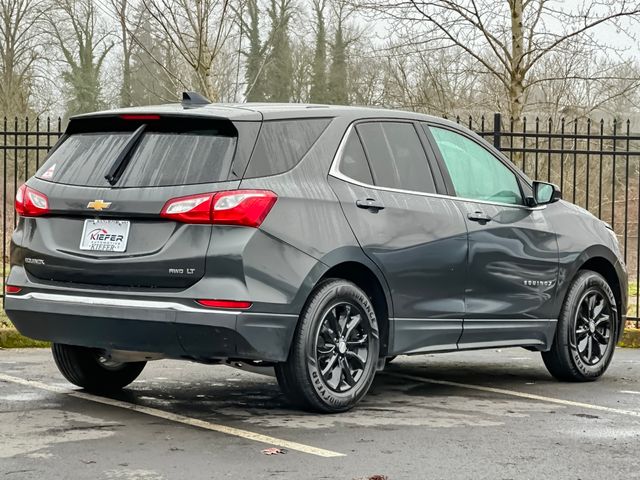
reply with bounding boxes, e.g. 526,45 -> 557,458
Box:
542,270 -> 618,381
275,279 -> 380,412
52,343 -> 146,392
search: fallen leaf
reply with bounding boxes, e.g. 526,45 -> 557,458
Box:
261,447 -> 286,455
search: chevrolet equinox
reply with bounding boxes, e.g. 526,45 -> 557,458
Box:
4,93 -> 627,412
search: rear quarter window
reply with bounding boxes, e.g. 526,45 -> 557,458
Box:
243,118 -> 331,178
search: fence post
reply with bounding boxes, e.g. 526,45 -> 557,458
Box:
493,112 -> 502,150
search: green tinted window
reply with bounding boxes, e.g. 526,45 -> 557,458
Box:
429,126 -> 522,205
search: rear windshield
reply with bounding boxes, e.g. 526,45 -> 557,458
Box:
36,118 -> 237,187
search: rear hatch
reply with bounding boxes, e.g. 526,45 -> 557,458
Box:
19,114 -> 252,288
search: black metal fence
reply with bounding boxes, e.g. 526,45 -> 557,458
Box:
1,114 -> 639,328
1,117 -> 63,320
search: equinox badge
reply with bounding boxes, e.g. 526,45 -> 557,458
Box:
87,199 -> 112,211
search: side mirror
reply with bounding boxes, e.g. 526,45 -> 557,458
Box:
531,181 -> 561,206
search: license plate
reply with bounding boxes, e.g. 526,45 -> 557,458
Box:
80,219 -> 130,252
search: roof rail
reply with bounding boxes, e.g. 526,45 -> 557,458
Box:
182,91 -> 211,107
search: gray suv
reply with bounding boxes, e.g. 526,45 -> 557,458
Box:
4,94 -> 627,412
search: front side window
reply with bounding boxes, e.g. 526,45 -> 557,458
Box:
356,122 -> 436,193
429,126 -> 523,205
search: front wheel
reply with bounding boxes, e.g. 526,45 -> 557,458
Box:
52,344 -> 146,392
542,270 -> 618,381
276,279 -> 380,412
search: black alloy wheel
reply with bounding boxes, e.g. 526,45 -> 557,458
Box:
572,289 -> 613,366
315,302 -> 371,393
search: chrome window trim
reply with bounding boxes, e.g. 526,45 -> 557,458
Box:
329,122 -> 547,212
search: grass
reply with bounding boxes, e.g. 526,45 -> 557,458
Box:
0,308 -> 49,348
627,281 -> 639,319
619,328 -> 640,348
0,327 -> 49,348
0,309 -> 11,328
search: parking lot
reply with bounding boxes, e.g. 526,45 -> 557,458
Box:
1,347 -> 639,479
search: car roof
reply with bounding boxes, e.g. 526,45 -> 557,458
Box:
72,102 -> 455,125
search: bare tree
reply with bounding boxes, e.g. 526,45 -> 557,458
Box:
309,0 -> 327,102
526,50 -> 640,122
0,0 -> 46,116
104,0 -> 188,105
291,39 -> 313,102
110,0 -> 145,107
49,0 -> 114,115
263,0 -> 295,101
232,0 -> 269,101
327,0 -> 359,104
143,0 -> 233,102
357,0 -> 640,120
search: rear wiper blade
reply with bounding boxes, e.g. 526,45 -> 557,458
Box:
104,124 -> 147,186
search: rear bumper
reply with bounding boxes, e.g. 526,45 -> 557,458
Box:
4,291 -> 298,362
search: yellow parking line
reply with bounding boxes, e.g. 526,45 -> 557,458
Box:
0,373 -> 345,458
385,372 -> 640,418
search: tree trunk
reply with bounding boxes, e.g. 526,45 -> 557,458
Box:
309,0 -> 327,103
508,0 -> 525,168
244,0 -> 265,101
328,25 -> 347,105
509,0 -> 525,123
118,0 -> 132,107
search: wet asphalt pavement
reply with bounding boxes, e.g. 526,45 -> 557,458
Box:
1,347 -> 639,480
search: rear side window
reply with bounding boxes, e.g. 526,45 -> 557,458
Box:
36,119 -> 237,187
356,122 -> 436,193
244,118 -> 331,178
339,131 -> 373,185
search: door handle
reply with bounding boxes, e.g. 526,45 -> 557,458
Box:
356,198 -> 385,211
467,211 -> 492,223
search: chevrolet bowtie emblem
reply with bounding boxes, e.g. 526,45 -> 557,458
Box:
87,200 -> 112,211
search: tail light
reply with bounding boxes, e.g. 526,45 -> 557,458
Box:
15,184 -> 50,217
5,285 -> 22,294
119,114 -> 161,121
161,190 -> 277,227
196,299 -> 252,309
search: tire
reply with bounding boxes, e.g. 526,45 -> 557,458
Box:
275,279 -> 380,413
542,270 -> 619,382
52,343 -> 146,392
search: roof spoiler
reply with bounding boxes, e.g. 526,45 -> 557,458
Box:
182,91 -> 211,107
